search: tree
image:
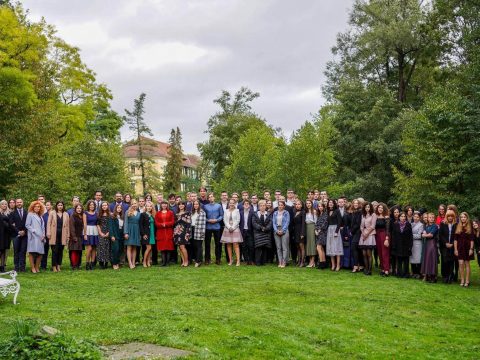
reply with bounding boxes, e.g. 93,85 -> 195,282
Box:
197,87 -> 264,181
163,127 -> 184,194
123,93 -> 153,195
217,125 -> 285,195
279,111 -> 338,197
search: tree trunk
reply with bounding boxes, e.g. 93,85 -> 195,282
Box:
397,50 -> 407,103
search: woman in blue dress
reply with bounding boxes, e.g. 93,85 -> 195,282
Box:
124,199 -> 141,269
84,200 -> 99,271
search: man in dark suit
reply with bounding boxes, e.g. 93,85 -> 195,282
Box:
239,199 -> 255,265
11,198 -> 28,272
94,190 -> 103,213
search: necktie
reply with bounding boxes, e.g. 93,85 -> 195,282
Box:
261,214 -> 265,223
19,209 -> 23,218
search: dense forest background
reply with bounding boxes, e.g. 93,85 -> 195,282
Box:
1,1 -> 479,213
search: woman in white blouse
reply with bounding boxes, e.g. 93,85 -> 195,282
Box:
221,199 -> 243,266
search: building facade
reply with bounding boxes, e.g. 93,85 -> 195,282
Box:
123,137 -> 201,195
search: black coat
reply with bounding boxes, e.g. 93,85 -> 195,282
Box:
292,210 -> 306,244
252,212 -> 272,248
0,213 -> 12,250
10,208 -> 27,238
350,210 -> 362,243
438,222 -> 456,262
391,222 -> 413,257
139,212 -> 151,239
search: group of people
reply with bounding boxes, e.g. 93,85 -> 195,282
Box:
0,188 -> 478,287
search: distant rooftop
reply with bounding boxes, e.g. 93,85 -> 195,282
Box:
123,136 -> 200,168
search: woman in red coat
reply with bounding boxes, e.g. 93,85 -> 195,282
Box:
155,201 -> 175,266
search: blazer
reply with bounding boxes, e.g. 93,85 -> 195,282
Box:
239,208 -> 254,233
46,211 -> 70,246
192,210 -> 206,241
223,209 -> 241,231
350,210 -> 362,242
438,222 -> 456,261
139,212 -> 152,239
10,208 -> 28,237
391,222 -> 413,257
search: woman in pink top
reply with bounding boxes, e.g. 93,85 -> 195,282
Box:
359,202 -> 377,276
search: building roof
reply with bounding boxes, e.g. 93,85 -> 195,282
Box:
123,136 -> 201,168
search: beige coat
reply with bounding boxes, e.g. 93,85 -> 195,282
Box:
47,211 -> 70,245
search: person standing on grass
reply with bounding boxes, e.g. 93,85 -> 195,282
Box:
350,199 -> 363,273
439,210 -> 457,283
304,200 -> 317,268
436,204 -> 446,225
124,199 -> 141,269
0,200 -> 12,273
96,201 -> 111,269
252,200 -> 272,266
46,201 -> 69,273
454,212 -> 475,287
173,201 -> 191,267
315,202 -> 328,270
239,199 -> 254,265
375,203 -> 390,277
204,193 -> 224,265
272,200 -> 290,268
421,213 -> 439,283
359,202 -> 377,276
410,211 -> 424,279
140,202 -> 156,268
25,201 -> 46,274
84,200 -> 99,271
68,204 -> 84,270
473,219 -> 480,268
40,201 -> 52,270
389,206 -> 401,276
191,200 -> 206,267
109,204 -> 124,270
221,199 -> 243,266
11,198 -> 28,272
292,200 -> 306,267
391,212 -> 413,278
155,201 -> 175,266
326,199 -> 343,271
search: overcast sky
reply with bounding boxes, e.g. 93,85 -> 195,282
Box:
23,0 -> 354,154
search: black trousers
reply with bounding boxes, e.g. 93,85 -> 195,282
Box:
13,236 -> 27,271
442,259 -> 455,280
351,241 -> 360,267
193,240 -> 203,263
241,230 -> 255,263
396,256 -> 409,277
411,263 -> 421,275
205,229 -> 221,262
51,244 -> 64,267
151,245 -> 158,265
255,246 -> 268,265
41,242 -> 50,269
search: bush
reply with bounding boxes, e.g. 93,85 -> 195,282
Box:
0,320 -> 102,360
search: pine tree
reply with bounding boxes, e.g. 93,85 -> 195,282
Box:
123,93 -> 153,195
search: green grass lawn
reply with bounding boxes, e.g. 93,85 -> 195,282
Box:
1,259 -> 479,359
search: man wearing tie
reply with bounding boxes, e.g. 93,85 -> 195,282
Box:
94,191 -> 103,213
11,198 -> 28,272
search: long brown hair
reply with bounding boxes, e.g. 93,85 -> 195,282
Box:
455,212 -> 472,234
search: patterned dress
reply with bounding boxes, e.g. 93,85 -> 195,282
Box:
174,212 -> 191,246
315,211 -> 328,246
97,214 -> 111,263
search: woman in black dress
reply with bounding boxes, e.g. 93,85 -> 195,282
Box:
174,201 -> 191,267
292,200 -> 306,267
0,200 -> 12,272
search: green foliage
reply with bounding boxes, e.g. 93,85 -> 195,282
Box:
197,87 -> 265,180
279,110 -> 338,197
163,127 -> 184,194
0,3 -> 131,201
0,320 -> 101,360
217,124 -> 284,194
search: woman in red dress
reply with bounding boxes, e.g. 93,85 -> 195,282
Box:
155,201 -> 175,266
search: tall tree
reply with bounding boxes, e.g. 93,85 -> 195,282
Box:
197,87 -> 264,181
163,127 -> 184,193
123,93 -> 152,195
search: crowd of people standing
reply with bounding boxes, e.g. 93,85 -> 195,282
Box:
0,188 -> 478,287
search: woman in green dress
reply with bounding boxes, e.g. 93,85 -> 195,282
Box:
124,199 -> 141,269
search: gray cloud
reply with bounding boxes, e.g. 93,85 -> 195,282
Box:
23,0 -> 354,153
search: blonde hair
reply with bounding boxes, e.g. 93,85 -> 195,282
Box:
443,210 -> 456,224
0,200 -> 10,215
127,199 -> 138,217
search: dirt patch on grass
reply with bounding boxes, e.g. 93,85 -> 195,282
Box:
103,342 -> 193,359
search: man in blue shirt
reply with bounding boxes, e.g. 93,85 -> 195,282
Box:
203,193 -> 224,265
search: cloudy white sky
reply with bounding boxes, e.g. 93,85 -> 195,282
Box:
23,0 -> 354,154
